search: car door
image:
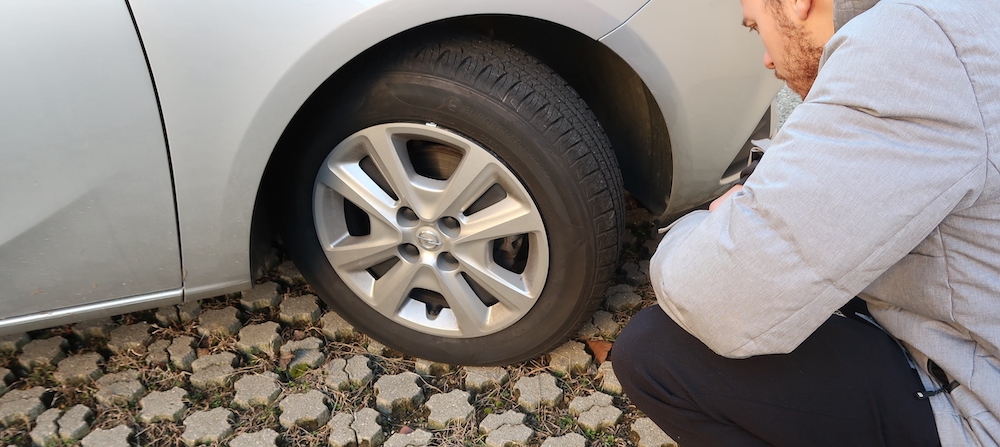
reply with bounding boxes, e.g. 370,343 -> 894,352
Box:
0,1 -> 181,322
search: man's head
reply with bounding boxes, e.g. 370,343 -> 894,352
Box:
740,0 -> 835,98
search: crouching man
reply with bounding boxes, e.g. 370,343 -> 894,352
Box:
614,0 -> 1000,445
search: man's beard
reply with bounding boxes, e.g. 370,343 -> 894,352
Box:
773,12 -> 825,99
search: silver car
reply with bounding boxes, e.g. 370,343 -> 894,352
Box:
0,0 -> 778,365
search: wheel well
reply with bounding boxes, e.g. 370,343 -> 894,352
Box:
249,14 -> 672,279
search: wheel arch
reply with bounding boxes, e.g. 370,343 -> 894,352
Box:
250,14 -> 673,277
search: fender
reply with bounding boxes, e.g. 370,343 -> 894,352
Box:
128,0 -> 647,299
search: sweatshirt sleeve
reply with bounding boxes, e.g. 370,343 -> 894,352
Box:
651,3 -> 987,358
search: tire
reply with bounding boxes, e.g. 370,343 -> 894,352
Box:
284,33 -> 623,365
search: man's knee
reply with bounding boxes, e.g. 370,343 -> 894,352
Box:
613,306 -> 686,393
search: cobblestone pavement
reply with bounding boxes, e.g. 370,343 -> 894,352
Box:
0,200 -> 682,447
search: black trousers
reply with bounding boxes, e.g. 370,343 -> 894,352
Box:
613,306 -> 940,447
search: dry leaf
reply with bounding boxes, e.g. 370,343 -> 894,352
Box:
399,426 -> 415,435
586,339 -> 613,364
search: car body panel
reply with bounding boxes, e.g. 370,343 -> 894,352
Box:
0,1 -> 181,321
602,0 -> 782,215
127,0 -> 650,299
0,0 -> 781,336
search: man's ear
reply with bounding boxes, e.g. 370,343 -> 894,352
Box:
792,0 -> 814,20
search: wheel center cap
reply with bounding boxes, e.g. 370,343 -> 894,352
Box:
416,229 -> 443,251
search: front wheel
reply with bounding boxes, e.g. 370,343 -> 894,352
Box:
283,34 -> 623,365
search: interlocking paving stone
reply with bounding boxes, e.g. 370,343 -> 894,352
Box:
597,362 -> 622,395
324,355 -> 373,390
237,322 -> 282,357
168,335 -> 197,371
353,407 -> 385,447
604,284 -> 642,312
71,318 -> 115,342
182,407 -> 233,446
479,410 -> 525,434
631,417 -> 678,447
240,281 -> 282,312
541,433 -> 587,447
190,352 -> 237,389
327,412 -> 357,447
197,306 -> 243,337
281,337 -> 325,372
568,391 -> 613,415
384,428 -> 433,447
279,294 -> 322,327
278,390 -> 330,430
639,260 -> 651,279
18,337 -> 67,369
0,332 -> 30,354
233,373 -> 281,409
569,392 -> 621,431
290,349 -> 326,372
107,322 -> 153,355
514,374 -> 563,412
591,311 -> 620,337
53,352 -> 103,386
414,359 -> 453,377
366,340 -> 388,356
81,424 -> 132,447
425,389 -> 473,429
280,337 -> 323,354
28,407 -> 61,446
579,308 -> 622,339
0,386 -> 47,427
276,260 -> 307,287
620,262 -> 648,286
156,305 -> 184,326
326,408 -> 386,447
57,404 -> 93,441
0,367 -> 9,397
147,339 -> 172,367
230,428 -> 280,447
176,301 -> 203,324
139,387 -> 188,423
95,371 -> 145,406
576,321 -> 600,339
548,341 -> 592,377
374,372 -> 423,414
485,424 -> 534,447
464,366 -> 508,393
320,311 -> 357,341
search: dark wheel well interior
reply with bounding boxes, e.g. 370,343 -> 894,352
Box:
249,14 -> 672,279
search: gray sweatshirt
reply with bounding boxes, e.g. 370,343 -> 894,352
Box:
651,0 -> 1000,445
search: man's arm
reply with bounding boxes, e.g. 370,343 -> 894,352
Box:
652,3 -> 987,358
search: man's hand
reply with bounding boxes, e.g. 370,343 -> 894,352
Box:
709,185 -> 743,211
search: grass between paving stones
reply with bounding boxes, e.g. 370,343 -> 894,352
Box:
1,196 -> 661,446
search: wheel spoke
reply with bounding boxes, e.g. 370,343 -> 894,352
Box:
456,198 -> 545,244
369,260 -> 421,316
358,127 -> 425,214
458,259 -> 536,311
326,235 -> 400,272
436,270 -> 491,336
316,163 -> 396,226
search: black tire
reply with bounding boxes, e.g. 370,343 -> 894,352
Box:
283,33 -> 623,365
